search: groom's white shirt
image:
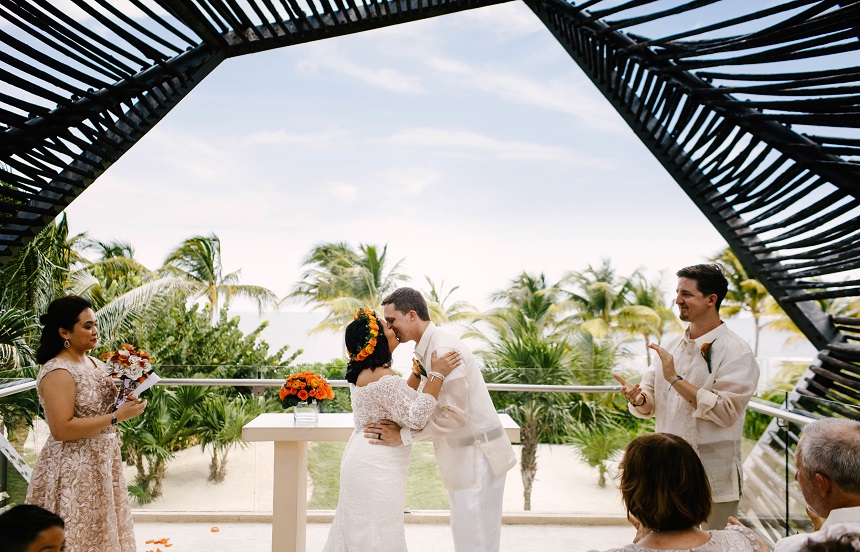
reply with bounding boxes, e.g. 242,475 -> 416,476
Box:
399,322 -> 516,491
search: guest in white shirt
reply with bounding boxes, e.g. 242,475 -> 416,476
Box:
364,287 -> 516,552
768,418 -> 860,552
615,263 -> 760,529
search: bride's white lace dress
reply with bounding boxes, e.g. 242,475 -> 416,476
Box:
322,374 -> 438,552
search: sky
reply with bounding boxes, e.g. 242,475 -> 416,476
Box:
60,1 -> 733,312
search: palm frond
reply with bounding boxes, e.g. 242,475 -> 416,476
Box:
96,277 -> 194,344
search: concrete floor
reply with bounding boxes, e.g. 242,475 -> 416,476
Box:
134,521 -> 635,552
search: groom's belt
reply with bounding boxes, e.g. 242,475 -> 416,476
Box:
447,425 -> 505,447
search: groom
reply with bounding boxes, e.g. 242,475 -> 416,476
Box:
364,287 -> 516,552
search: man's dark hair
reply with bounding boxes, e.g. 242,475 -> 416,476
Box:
0,504 -> 64,552
676,264 -> 729,309
381,288 -> 430,321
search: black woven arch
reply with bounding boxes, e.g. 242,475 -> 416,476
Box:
2,4 -> 860,532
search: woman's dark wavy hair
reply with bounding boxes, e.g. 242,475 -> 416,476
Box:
36,295 -> 93,364
344,312 -> 391,384
619,433 -> 712,531
0,504 -> 64,552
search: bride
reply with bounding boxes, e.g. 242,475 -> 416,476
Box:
322,308 -> 461,552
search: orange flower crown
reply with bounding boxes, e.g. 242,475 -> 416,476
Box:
349,308 -> 379,362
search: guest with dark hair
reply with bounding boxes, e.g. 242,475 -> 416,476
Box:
590,433 -> 760,552
323,308 -> 461,551
26,295 -> 146,552
0,504 -> 65,552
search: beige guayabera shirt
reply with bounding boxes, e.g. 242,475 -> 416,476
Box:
399,323 -> 517,491
628,323 -> 760,503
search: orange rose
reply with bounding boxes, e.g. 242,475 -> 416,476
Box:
279,387 -> 288,400
297,390 -> 309,401
327,388 -> 335,399
368,338 -> 377,347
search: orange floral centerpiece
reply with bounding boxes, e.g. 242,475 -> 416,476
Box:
278,371 -> 335,409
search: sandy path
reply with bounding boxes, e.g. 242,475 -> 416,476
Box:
127,441 -> 624,514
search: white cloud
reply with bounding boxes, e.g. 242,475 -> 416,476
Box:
454,3 -> 546,36
298,45 -> 424,94
381,127 -> 608,165
328,183 -> 358,203
374,167 -> 441,195
424,56 -> 625,131
243,129 -> 349,148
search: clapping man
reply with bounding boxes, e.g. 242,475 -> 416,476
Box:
615,264 -> 760,529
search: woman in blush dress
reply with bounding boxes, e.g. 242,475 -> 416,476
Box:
591,433 -> 760,552
322,308 -> 461,552
26,295 -> 146,552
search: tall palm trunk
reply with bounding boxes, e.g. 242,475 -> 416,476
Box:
520,423 -> 538,511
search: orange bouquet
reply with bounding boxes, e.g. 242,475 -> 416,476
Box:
278,371 -> 335,408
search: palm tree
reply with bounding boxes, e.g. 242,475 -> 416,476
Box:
482,332 -> 578,510
710,247 -> 770,356
468,272 -> 582,510
0,215 -> 75,315
287,242 -> 407,333
421,277 -> 475,326
563,260 -> 662,344
629,273 -> 682,365
765,294 -> 859,345
194,393 -> 270,482
163,234 -> 278,325
567,417 -> 630,487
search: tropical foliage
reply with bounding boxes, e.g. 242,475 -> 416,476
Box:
163,234 -> 278,326
287,242 -> 407,333
470,272 -> 633,508
710,248 -> 770,356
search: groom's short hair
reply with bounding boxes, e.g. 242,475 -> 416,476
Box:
382,288 -> 430,321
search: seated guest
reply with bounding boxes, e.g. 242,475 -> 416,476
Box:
773,418 -> 860,552
800,532 -> 860,552
0,504 -> 66,552
590,433 -> 760,552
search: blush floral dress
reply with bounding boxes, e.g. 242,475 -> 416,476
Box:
26,357 -> 136,552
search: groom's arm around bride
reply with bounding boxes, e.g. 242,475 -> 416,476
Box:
364,287 -> 516,552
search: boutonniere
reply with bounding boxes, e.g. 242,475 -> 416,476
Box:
413,357 -> 427,378
700,340 -> 716,373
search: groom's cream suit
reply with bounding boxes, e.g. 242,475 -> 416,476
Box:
399,322 -> 516,551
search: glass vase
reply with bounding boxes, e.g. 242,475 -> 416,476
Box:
293,400 -> 319,425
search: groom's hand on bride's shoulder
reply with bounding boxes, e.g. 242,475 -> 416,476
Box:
364,419 -> 403,446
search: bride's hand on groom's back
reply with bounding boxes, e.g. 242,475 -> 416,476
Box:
430,350 -> 461,377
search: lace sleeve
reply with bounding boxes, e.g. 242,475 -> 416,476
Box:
722,525 -> 761,552
368,376 -> 438,430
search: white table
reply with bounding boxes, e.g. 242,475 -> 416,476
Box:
242,412 -> 520,552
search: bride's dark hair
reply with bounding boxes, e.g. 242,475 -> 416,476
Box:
344,311 -> 391,384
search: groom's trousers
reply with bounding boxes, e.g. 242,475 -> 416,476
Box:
448,452 -> 506,552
